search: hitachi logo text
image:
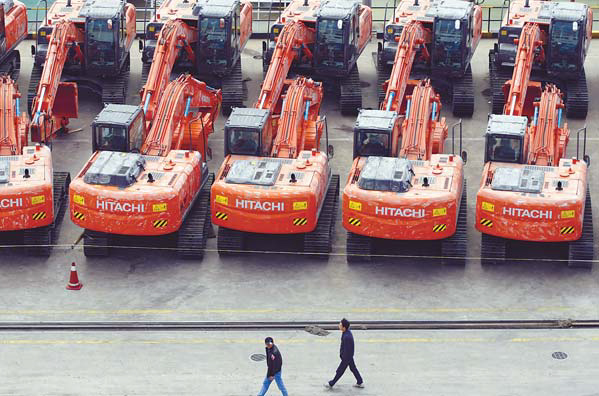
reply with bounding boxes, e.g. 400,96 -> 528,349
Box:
0,198 -> 23,208
96,200 -> 145,213
375,207 -> 425,218
502,207 -> 552,219
235,199 -> 285,212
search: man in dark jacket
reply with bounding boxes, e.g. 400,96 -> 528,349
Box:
257,337 -> 288,396
324,318 -> 364,389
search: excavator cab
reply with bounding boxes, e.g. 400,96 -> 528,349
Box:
196,0 -> 242,76
352,110 -> 398,159
224,108 -> 269,156
315,1 -> 361,76
547,4 -> 588,77
483,115 -> 526,164
84,0 -> 129,77
431,4 -> 472,76
91,104 -> 145,153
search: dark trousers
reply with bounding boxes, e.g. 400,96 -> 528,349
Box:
329,358 -> 363,386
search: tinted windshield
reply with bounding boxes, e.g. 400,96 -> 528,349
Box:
228,128 -> 260,155
487,135 -> 521,163
356,131 -> 389,157
199,17 -> 228,66
550,20 -> 580,72
433,19 -> 463,69
316,18 -> 346,69
87,18 -> 115,64
96,125 -> 127,152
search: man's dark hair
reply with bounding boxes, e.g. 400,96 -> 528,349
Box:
265,337 -> 274,344
341,318 -> 350,329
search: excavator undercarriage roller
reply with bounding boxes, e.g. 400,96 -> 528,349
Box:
83,230 -> 110,257
451,65 -> 474,117
346,232 -> 373,263
441,179 -> 468,266
24,172 -> 70,257
217,226 -> 246,256
221,60 -> 245,116
101,54 -> 130,104
340,66 -> 362,116
568,186 -> 593,268
565,68 -> 588,119
177,173 -> 214,260
481,232 -> 507,266
303,174 -> 340,260
27,65 -> 43,116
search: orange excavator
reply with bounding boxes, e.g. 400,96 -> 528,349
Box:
262,0 -> 372,115
477,21 -> 592,268
69,74 -> 221,258
211,75 -> 337,258
140,0 -> 253,115
378,0 -> 482,116
28,0 -> 136,140
0,75 -> 70,256
490,0 -> 592,118
0,0 -> 28,78
342,20 -> 467,264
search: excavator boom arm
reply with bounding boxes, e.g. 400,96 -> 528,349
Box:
140,19 -> 197,126
0,76 -> 28,156
503,23 -> 544,117
141,74 -> 222,157
271,77 -> 323,158
255,20 -> 315,113
381,21 -> 430,112
30,19 -> 81,142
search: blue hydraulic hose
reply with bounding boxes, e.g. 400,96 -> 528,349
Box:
406,99 -> 411,118
533,106 -> 538,126
304,100 -> 310,120
184,96 -> 192,117
143,93 -> 152,114
386,91 -> 395,111
15,98 -> 19,115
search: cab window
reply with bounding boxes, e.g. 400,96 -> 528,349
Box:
128,114 -> 144,152
356,131 -> 389,157
228,128 -> 260,155
97,125 -> 127,152
487,135 -> 521,163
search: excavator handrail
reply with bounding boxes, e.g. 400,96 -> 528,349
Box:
451,119 -> 463,157
576,125 -> 587,163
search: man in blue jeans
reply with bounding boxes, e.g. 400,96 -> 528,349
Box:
257,337 -> 288,396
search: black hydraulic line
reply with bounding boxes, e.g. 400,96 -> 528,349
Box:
2,320 -> 599,332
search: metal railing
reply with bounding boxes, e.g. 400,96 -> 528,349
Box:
24,2 -> 599,37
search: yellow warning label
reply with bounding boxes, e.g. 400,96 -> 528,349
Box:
561,210 -> 575,219
215,195 -> 228,206
482,201 -> 495,213
73,194 -> 85,206
293,201 -> 308,210
349,200 -> 362,211
153,203 -> 167,212
31,195 -> 45,205
433,207 -> 447,217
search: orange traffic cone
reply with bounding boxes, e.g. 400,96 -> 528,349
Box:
66,262 -> 83,290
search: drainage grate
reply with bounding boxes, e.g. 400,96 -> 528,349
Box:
552,352 -> 568,360
250,353 -> 266,362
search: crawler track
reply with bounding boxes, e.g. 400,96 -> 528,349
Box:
441,179 -> 468,266
101,54 -> 130,104
221,60 -> 245,115
451,65 -> 474,117
565,68 -> 588,119
177,173 -> 214,259
568,186 -> 593,268
303,174 -> 340,260
340,65 -> 362,115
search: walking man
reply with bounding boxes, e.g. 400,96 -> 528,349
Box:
257,337 -> 288,396
324,318 -> 364,389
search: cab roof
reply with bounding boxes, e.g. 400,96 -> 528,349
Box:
485,114 -> 527,137
318,0 -> 359,19
354,109 -> 398,132
79,0 -> 125,19
93,104 -> 141,127
194,0 -> 237,17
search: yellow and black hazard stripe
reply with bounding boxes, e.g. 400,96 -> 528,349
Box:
560,226 -> 575,235
153,219 -> 168,228
293,218 -> 308,226
215,212 -> 228,221
32,212 -> 47,220
479,218 -> 493,228
73,211 -> 85,221
348,218 -> 361,227
433,224 -> 447,232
